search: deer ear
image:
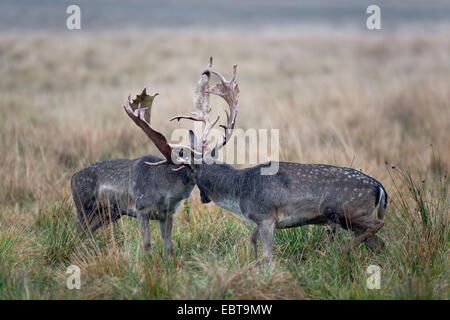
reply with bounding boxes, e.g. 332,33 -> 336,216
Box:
210,144 -> 218,159
188,130 -> 198,163
189,130 -> 197,147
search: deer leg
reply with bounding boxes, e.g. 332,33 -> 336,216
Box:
327,223 -> 337,239
259,220 -> 275,265
89,207 -> 107,233
88,215 -> 102,233
250,225 -> 259,262
364,234 -> 385,251
138,213 -> 151,251
321,222 -> 337,242
88,199 -> 121,233
159,215 -> 174,256
346,217 -> 384,251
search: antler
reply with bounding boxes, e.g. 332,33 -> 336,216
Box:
124,58 -> 239,168
205,61 -> 239,154
170,57 -> 239,157
123,92 -> 186,168
170,58 -> 220,153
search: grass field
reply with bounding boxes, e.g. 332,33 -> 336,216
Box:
0,31 -> 448,299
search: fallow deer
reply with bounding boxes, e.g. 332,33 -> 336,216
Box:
124,58 -> 388,264
71,89 -> 195,254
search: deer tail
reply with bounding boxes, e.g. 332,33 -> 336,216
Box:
375,185 -> 388,220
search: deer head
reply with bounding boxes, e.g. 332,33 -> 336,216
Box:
124,57 -> 240,172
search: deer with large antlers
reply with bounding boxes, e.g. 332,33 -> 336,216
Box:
124,58 -> 388,264
71,89 -> 195,254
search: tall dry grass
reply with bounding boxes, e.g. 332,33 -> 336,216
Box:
0,31 -> 448,299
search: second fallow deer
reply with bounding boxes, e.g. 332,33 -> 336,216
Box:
124,58 -> 388,264
72,89 -> 195,254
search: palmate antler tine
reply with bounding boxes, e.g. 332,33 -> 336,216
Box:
200,115 -> 220,151
144,160 -> 168,166
168,144 -> 203,156
202,57 -> 237,83
169,115 -> 205,123
171,165 -> 187,172
230,64 -> 237,82
205,68 -> 228,84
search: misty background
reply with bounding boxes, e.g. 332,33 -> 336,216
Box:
1,0 -> 449,34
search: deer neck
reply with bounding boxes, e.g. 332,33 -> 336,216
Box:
195,163 -> 243,213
